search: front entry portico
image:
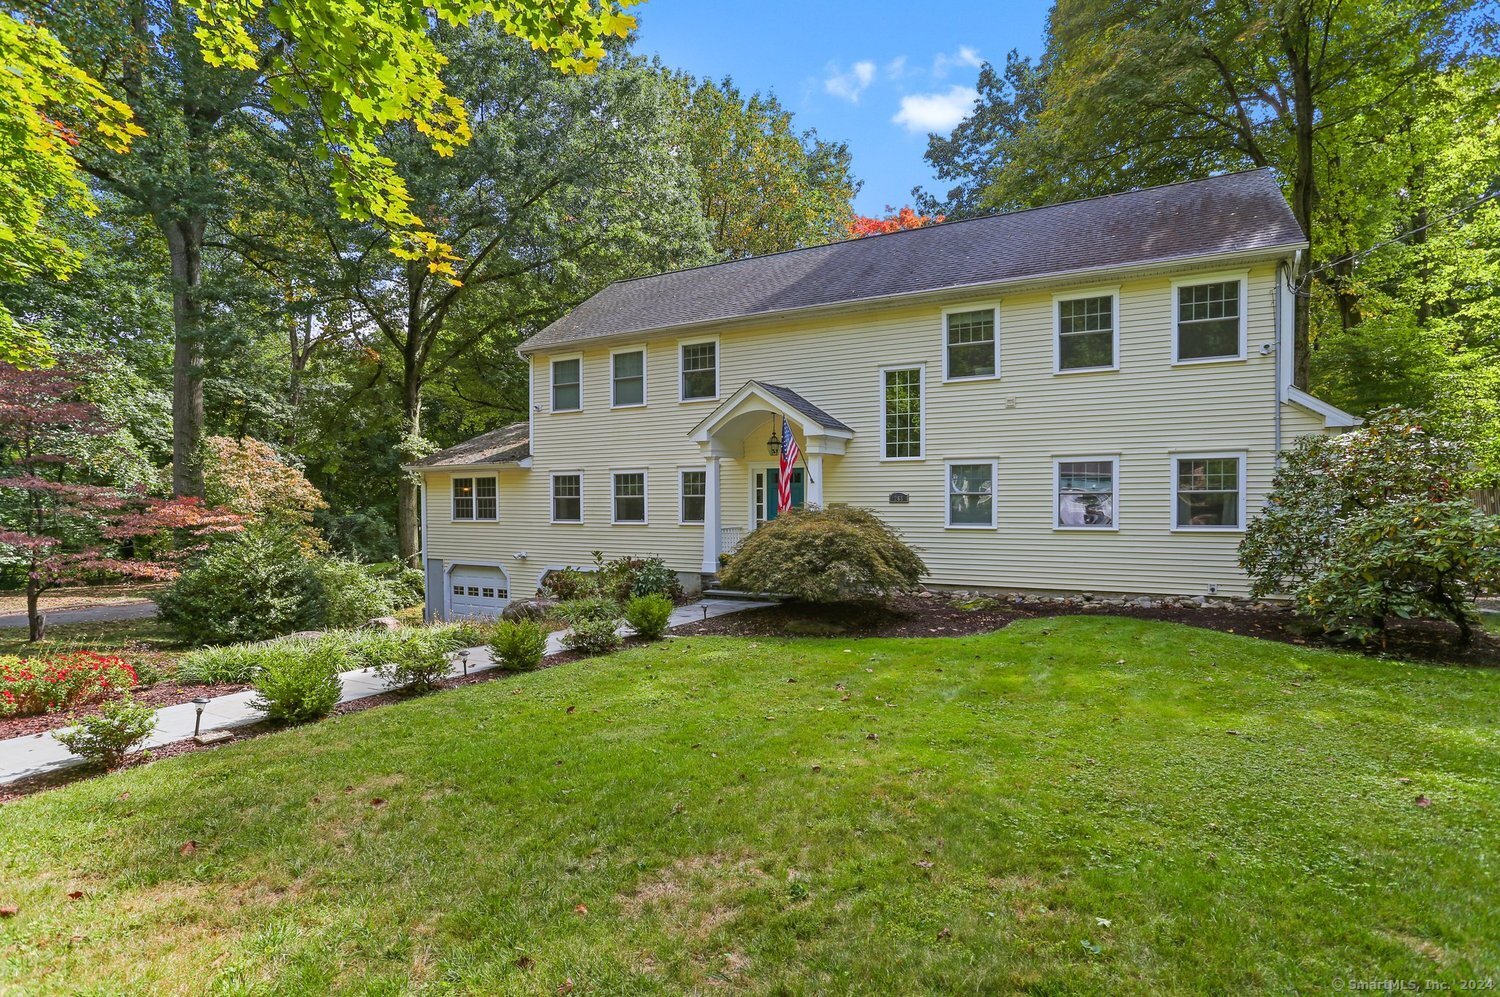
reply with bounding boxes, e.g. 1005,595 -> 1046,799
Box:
689,380 -> 854,574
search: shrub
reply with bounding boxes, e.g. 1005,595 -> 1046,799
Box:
624,593 -> 674,640
0,652 -> 138,717
1241,408 -> 1500,644
158,526 -> 324,645
720,506 -> 928,604
251,642 -> 347,723
560,597 -> 622,626
317,508 -> 400,563
314,559 -> 397,629
369,562 -> 425,606
562,617 -> 622,656
490,619 -> 548,671
629,557 -> 684,601
540,567 -> 594,601
55,696 -> 156,769
375,631 -> 452,693
176,643 -> 270,685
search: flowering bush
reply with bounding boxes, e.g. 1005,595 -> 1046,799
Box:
0,651 -> 138,717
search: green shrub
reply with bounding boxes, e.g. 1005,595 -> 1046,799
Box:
562,617 -> 622,656
624,593 -> 674,640
251,642 -> 347,723
490,619 -> 548,671
369,562 -> 425,606
56,696 -> 156,769
629,557 -> 684,601
315,559 -> 397,629
376,631 -> 452,693
0,651 -> 138,717
176,643 -> 274,685
540,567 -> 594,601
1241,408 -> 1500,644
316,508 -> 400,563
560,597 -> 621,626
720,506 -> 928,604
158,527 -> 324,645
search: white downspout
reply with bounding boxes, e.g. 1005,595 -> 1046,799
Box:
1273,262 -> 1286,469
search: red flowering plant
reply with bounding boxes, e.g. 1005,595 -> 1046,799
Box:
0,650 -> 138,717
0,362 -> 244,640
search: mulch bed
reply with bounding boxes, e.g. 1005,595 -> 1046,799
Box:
0,680 -> 249,741
672,592 -> 1500,668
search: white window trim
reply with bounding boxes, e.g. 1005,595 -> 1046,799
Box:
1053,286 -> 1121,375
1052,455 -> 1120,532
678,466 -> 707,526
610,468 -> 649,525
941,303 -> 1001,383
450,474 -> 499,523
878,364 -> 926,462
678,335 -> 720,403
549,470 -> 584,525
610,345 -> 649,409
1169,451 -> 1247,532
549,352 -> 584,412
944,459 -> 997,530
1170,271 -> 1249,366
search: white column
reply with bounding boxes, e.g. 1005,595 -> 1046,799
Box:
701,455 -> 722,573
806,453 -> 824,508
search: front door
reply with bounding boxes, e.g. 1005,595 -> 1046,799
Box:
761,466 -> 805,522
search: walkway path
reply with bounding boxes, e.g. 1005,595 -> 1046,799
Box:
0,598 -> 765,786
0,600 -> 157,628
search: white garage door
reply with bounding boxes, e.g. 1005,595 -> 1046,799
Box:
449,566 -> 510,620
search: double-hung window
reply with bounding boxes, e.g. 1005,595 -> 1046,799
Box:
680,341 -> 717,401
1174,456 -> 1243,529
944,307 -> 998,380
452,476 -> 497,521
551,357 -> 581,411
1055,459 -> 1116,529
1174,276 -> 1245,362
612,471 -> 647,524
551,473 -> 582,523
881,367 -> 923,459
946,462 -> 995,528
680,469 -> 706,524
612,350 -> 646,407
1056,292 -> 1117,372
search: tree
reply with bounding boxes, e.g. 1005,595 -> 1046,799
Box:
0,363 -> 241,640
719,506 -> 928,605
847,206 -> 945,238
200,435 -> 328,539
675,75 -> 860,258
1240,409 -> 1500,644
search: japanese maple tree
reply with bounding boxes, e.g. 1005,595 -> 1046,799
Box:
846,206 -> 946,238
0,363 -> 242,640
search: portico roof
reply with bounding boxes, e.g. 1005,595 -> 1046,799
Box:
690,380 -> 853,454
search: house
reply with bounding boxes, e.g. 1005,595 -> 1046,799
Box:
408,169 -> 1356,621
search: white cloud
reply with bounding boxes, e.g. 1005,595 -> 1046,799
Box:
932,45 -> 983,78
824,60 -> 877,103
884,55 -> 910,79
892,85 -> 978,134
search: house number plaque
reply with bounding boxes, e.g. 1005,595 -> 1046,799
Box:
888,492 -> 909,504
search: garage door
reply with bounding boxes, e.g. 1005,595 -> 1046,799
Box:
449,566 -> 510,620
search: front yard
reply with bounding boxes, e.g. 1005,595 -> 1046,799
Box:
1,616 -> 1495,993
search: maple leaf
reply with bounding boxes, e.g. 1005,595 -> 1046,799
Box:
66,890 -> 84,900
178,840 -> 198,856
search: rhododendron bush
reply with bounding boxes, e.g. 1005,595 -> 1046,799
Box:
0,651 -> 138,717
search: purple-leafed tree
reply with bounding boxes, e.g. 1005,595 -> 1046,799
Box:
0,363 -> 242,640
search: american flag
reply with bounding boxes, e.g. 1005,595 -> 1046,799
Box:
778,418 -> 801,513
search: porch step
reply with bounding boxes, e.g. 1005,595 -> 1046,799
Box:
702,588 -> 783,602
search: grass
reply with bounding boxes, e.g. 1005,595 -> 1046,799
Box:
1,617 -> 1495,993
0,615 -> 187,667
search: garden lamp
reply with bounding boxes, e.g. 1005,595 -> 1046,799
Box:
192,697 -> 210,739
460,650 -> 469,676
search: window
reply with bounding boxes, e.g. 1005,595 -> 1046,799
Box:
944,307 -> 998,380
1174,456 -> 1243,529
1175,277 -> 1245,361
1056,459 -> 1116,529
946,462 -> 995,528
882,367 -> 923,459
1056,293 -> 1117,371
612,471 -> 647,523
551,357 -> 581,411
680,469 -> 706,524
452,476 -> 497,521
612,349 -> 645,407
551,473 -> 582,523
680,341 -> 717,400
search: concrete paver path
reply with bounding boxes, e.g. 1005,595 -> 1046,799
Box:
0,598 -> 765,786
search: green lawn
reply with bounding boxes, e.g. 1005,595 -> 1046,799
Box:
0,616 -> 186,666
2,617 -> 1495,994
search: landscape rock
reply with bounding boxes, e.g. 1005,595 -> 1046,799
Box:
364,616 -> 402,632
502,598 -> 554,622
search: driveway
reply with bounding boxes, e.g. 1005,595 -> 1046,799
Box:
0,600 -> 158,628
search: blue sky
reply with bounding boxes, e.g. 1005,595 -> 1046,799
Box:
632,0 -> 1053,215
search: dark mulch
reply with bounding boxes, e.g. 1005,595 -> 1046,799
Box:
0,681 -> 248,741
673,593 -> 1500,668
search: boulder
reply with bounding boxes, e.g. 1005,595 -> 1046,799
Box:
502,598 -> 554,622
364,616 -> 402,632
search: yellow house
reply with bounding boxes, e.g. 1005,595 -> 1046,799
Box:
409,170 -> 1356,620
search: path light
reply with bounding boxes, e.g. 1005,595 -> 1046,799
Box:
460,650 -> 469,676
702,605 -> 709,621
192,697 -> 209,739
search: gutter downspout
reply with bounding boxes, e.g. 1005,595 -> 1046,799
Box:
1274,261 -> 1286,470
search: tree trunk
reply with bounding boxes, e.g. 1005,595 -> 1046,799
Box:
1283,17 -> 1319,390
163,216 -> 208,498
397,371 -> 423,568
26,580 -> 44,643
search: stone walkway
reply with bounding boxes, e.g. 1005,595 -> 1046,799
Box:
0,598 -> 766,786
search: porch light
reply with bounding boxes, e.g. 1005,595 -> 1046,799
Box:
765,429 -> 780,456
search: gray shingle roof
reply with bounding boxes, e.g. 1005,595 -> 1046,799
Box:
753,382 -> 852,433
410,421 -> 530,468
522,169 -> 1303,352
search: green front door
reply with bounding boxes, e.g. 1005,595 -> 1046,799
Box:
765,467 -> 805,521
